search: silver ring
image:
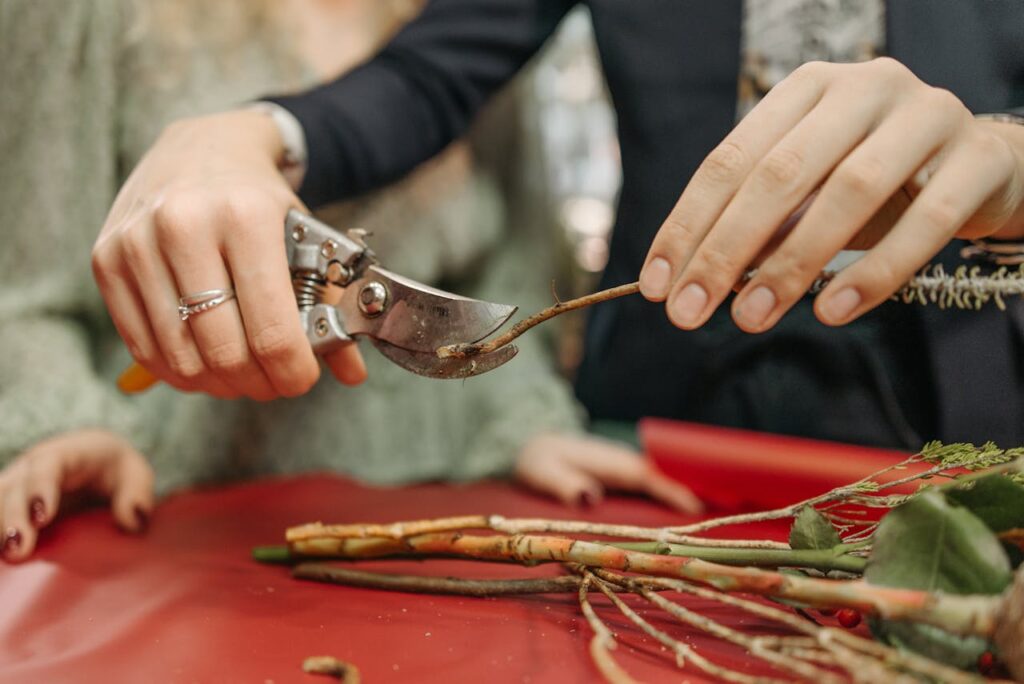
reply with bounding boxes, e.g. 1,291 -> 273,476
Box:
178,288 -> 235,321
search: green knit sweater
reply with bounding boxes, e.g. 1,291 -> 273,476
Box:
0,0 -> 582,493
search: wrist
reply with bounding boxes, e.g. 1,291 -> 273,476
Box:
245,103 -> 308,190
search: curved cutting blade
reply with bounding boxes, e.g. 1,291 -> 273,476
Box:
341,266 -> 517,353
370,339 -> 518,379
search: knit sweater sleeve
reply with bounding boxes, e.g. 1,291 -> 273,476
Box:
0,0 -> 151,464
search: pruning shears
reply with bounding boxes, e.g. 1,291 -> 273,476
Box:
117,210 -> 518,393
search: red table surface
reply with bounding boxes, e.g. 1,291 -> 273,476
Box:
2,421 -> 903,684
1,476 -> 808,684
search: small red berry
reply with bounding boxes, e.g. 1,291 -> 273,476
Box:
977,651 -> 995,676
817,608 -> 837,617
836,608 -> 861,628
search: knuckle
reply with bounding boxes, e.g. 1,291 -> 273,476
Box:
152,195 -> 203,250
925,87 -> 964,116
164,347 -> 206,381
281,367 -> 319,398
971,130 -> 1012,165
202,339 -> 251,375
754,147 -> 805,193
249,322 -> 299,362
695,244 -> 742,284
834,156 -> 886,198
120,231 -> 151,270
700,141 -> 749,185
860,258 -> 899,298
219,194 -> 267,235
870,56 -> 910,81
90,243 -> 119,284
791,60 -> 827,84
660,212 -> 700,245
918,195 -> 962,230
760,252 -> 815,299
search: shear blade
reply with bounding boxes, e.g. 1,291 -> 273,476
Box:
370,339 -> 518,379
343,266 -> 518,353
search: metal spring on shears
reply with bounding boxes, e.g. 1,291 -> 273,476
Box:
292,271 -> 328,311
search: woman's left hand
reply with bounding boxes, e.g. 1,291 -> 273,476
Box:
639,57 -> 1024,333
514,433 -> 703,514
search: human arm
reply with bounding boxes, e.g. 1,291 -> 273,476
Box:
91,0 -> 574,399
0,1 -> 160,558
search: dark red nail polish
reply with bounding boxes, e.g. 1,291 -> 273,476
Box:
29,497 -> 46,527
3,527 -> 22,556
578,491 -> 596,508
133,506 -> 150,533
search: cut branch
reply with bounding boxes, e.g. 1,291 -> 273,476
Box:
289,530 -> 1001,638
436,282 -> 640,358
293,563 -> 588,596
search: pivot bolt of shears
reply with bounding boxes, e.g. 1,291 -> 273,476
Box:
314,317 -> 330,337
291,223 -> 306,243
320,239 -> 338,259
358,281 -> 389,317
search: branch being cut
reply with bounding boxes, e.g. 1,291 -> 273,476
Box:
436,282 -> 640,359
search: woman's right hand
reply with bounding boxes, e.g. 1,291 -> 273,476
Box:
0,429 -> 155,562
91,109 -> 367,401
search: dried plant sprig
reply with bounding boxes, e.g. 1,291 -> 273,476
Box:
436,282 -> 640,359
896,264 -> 1024,310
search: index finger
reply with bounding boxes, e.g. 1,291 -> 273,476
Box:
639,63 -> 827,301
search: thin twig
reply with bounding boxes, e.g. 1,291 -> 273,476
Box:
588,569 -> 826,684
293,563 -> 589,596
626,575 -> 989,684
436,282 -> 640,358
578,574 -> 637,684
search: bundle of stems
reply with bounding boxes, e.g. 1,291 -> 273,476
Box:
269,443 -> 1024,682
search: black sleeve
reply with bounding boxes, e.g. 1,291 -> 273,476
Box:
265,0 -> 576,208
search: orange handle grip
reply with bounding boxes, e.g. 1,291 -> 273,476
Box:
118,363 -> 160,394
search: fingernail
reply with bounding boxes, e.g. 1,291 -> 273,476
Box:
133,505 -> 150,533
735,286 -> 776,330
3,527 -> 22,556
670,283 -> 708,328
820,287 -> 861,324
29,497 -> 46,527
578,491 -> 596,508
639,257 -> 672,299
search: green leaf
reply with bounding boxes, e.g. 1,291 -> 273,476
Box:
946,474 -> 1024,533
865,619 -> 991,670
866,489 -> 1011,666
867,488 -> 1011,594
789,507 -> 841,551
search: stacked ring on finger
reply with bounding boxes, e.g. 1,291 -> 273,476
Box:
177,288 -> 236,321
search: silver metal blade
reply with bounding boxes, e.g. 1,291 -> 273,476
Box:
370,339 -> 518,379
341,266 -> 517,353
